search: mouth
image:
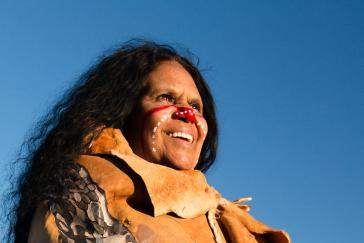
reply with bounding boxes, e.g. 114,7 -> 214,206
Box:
167,132 -> 194,143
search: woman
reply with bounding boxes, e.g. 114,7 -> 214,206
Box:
11,40 -> 289,242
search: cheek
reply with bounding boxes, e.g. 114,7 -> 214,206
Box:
196,116 -> 208,138
145,111 -> 172,152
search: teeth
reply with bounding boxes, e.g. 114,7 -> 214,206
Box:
168,132 -> 193,143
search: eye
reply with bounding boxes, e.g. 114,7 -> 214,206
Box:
190,102 -> 202,113
157,94 -> 175,104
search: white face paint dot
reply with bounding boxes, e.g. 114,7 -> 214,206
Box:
152,147 -> 156,152
153,127 -> 157,133
157,122 -> 161,126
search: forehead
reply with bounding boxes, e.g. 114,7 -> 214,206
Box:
145,61 -> 201,98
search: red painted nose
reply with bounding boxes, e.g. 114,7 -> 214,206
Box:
172,106 -> 197,123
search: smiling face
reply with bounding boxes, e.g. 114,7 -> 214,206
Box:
127,61 -> 208,170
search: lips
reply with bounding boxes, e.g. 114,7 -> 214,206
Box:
167,132 -> 193,143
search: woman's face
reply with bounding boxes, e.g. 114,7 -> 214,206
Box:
128,61 -> 208,170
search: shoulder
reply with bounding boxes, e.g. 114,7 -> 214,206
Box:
77,154 -> 136,197
28,161 -> 136,243
28,203 -> 59,243
216,198 -> 290,243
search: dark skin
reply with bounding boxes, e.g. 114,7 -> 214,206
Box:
127,61 -> 208,170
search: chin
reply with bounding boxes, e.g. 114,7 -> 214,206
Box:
168,157 -> 198,170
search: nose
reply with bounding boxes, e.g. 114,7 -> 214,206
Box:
172,106 -> 197,123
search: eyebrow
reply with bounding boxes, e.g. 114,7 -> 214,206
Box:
148,86 -> 177,97
147,84 -> 203,106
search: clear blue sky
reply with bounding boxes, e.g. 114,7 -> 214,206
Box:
1,1 -> 363,242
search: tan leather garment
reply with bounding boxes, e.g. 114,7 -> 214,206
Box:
28,128 -> 290,243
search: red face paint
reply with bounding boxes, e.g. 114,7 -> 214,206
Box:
144,105 -> 198,123
144,105 -> 173,119
140,105 -> 199,155
171,106 -> 197,123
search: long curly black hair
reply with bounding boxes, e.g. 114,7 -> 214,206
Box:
7,40 -> 218,242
